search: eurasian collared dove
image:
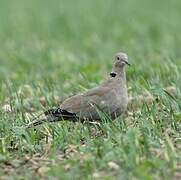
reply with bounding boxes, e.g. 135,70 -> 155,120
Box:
27,52 -> 130,127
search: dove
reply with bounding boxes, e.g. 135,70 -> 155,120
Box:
27,52 -> 130,127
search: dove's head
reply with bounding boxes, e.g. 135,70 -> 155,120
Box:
110,52 -> 130,77
114,52 -> 130,67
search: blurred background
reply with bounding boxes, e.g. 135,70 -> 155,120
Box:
0,0 -> 180,98
0,1 -> 181,178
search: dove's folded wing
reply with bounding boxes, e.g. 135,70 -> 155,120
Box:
60,86 -> 112,120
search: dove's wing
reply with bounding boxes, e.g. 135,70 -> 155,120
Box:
60,85 -> 114,120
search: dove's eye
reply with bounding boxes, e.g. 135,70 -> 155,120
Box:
116,56 -> 120,60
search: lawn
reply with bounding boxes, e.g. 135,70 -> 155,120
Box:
0,0 -> 181,179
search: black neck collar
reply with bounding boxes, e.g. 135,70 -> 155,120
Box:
110,72 -> 117,77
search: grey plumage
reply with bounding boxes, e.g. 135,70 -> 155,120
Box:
27,52 -> 130,128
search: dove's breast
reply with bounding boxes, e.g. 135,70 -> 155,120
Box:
108,77 -> 128,118
107,87 -> 128,119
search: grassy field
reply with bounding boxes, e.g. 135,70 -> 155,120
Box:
0,0 -> 181,179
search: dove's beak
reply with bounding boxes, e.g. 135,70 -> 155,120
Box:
123,60 -> 131,66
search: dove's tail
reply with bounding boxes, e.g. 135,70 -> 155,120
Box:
26,108 -> 78,128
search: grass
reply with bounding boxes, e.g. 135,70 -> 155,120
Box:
0,0 -> 181,179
